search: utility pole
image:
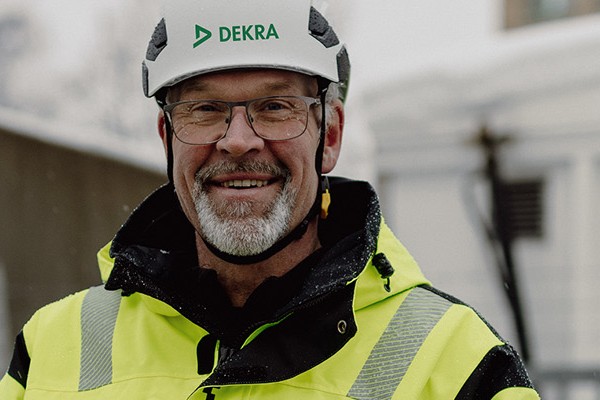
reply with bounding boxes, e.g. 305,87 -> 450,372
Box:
474,124 -> 531,364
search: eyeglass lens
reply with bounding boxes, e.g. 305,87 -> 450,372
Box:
167,96 -> 316,145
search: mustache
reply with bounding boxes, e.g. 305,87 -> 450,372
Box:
195,160 -> 290,183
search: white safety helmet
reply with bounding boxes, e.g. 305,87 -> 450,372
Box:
142,0 -> 350,102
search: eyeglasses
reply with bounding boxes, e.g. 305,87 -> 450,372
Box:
163,95 -> 321,145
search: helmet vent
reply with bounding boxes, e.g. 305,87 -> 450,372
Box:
336,47 -> 351,101
308,7 -> 340,48
337,47 -> 350,83
146,18 -> 168,62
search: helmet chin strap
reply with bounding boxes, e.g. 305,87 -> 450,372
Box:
163,81 -> 331,265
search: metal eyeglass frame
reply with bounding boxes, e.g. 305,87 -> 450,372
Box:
162,95 -> 322,145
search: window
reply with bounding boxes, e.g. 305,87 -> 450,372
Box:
499,179 -> 545,240
505,0 -> 600,28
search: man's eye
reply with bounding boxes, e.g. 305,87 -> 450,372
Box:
264,102 -> 286,111
189,102 -> 225,113
257,100 -> 295,113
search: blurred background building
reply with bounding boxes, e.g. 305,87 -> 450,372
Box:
1,0 -> 600,398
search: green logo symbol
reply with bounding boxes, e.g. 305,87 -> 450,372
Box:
194,25 -> 212,48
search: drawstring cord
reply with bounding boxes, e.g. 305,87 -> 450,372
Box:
372,253 -> 395,292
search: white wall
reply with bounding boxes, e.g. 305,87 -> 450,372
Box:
365,16 -> 600,369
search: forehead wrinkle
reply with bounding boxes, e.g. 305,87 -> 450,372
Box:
257,79 -> 317,96
173,74 -> 317,102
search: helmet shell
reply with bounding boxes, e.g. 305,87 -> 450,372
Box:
143,0 -> 350,99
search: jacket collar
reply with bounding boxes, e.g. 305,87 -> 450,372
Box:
104,178 -> 380,316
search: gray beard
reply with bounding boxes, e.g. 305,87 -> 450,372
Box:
192,161 -> 297,256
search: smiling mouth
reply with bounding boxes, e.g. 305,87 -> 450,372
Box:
221,179 -> 271,189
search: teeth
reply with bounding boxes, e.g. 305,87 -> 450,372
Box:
222,179 -> 269,188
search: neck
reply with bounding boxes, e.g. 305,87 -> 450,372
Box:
195,220 -> 321,307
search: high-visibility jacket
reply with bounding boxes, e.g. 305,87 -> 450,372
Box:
1,179 -> 540,399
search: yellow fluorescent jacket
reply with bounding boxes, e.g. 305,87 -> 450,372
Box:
0,180 -> 540,399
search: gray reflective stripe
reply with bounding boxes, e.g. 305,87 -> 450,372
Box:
79,285 -> 121,391
348,287 -> 452,400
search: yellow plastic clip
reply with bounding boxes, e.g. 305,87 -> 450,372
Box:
321,188 -> 331,219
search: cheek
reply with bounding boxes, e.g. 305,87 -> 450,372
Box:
272,138 -> 317,179
278,141 -> 320,201
172,144 -> 210,177
171,145 -> 212,203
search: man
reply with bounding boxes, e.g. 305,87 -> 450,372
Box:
0,1 -> 540,399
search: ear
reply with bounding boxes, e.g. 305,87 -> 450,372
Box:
321,101 -> 344,174
157,111 -> 170,159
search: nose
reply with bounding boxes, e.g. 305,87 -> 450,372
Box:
215,107 -> 265,156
